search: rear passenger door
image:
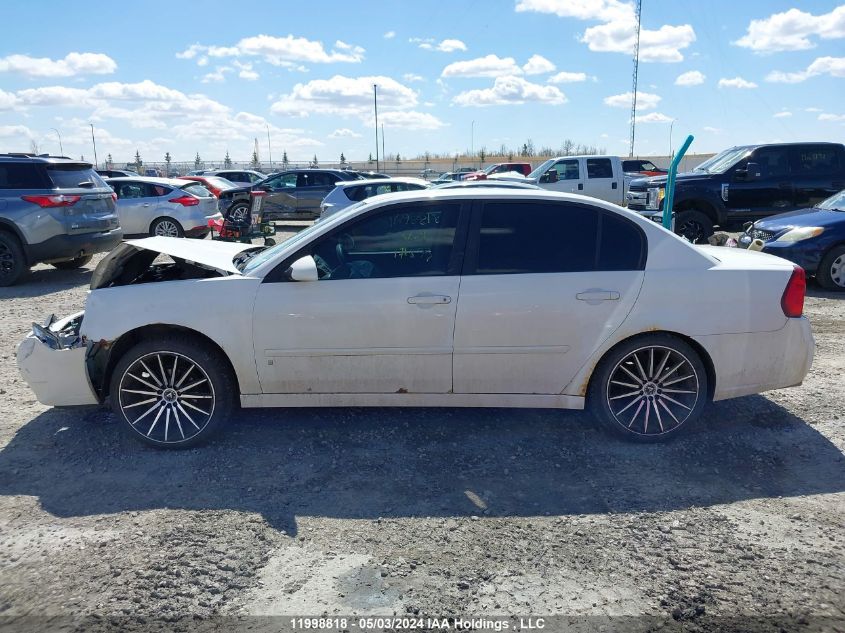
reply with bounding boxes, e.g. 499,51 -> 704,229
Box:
790,145 -> 845,208
296,172 -> 339,216
453,200 -> 646,395
583,157 -> 621,204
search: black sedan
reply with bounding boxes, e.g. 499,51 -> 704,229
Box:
739,190 -> 845,290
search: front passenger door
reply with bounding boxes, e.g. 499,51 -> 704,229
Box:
261,172 -> 298,219
538,159 -> 583,194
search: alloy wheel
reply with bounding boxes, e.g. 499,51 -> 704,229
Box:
678,220 -> 705,243
605,345 -> 700,437
830,254 -> 845,288
118,351 -> 215,444
0,242 -> 14,278
229,205 -> 249,223
154,220 -> 180,237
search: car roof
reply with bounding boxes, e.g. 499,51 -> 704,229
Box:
332,177 -> 429,187
105,176 -> 198,187
433,181 -> 540,189
0,153 -> 91,166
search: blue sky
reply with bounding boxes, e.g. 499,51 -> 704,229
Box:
1,1 -> 843,165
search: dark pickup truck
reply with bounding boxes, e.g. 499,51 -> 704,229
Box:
626,142 -> 845,242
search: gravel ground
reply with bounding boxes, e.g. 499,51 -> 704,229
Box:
0,230 -> 843,632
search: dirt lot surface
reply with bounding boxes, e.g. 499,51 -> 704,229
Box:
0,230 -> 843,632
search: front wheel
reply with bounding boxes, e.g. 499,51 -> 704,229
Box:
0,231 -> 27,287
52,254 -> 93,270
589,334 -> 708,442
674,210 -> 714,244
817,245 -> 845,291
109,336 -> 236,448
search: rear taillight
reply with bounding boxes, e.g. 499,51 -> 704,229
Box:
111,192 -> 117,202
168,195 -> 199,206
781,266 -> 806,318
21,194 -> 81,208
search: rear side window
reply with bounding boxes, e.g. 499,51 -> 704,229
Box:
181,183 -> 212,197
474,202 -> 645,274
146,184 -> 172,197
0,163 -> 47,189
791,146 -> 840,176
344,186 -> 365,201
587,158 -> 614,179
46,165 -> 107,189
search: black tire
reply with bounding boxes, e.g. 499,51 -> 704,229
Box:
0,231 -> 27,287
109,335 -> 236,448
227,202 -> 251,224
52,254 -> 93,270
816,245 -> 845,291
150,217 -> 184,238
588,334 -> 709,442
674,210 -> 714,244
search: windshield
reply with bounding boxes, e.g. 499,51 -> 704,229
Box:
527,159 -> 556,180
239,201 -> 368,274
694,148 -> 750,174
817,190 -> 845,211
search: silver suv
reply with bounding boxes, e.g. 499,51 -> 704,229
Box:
0,154 -> 122,286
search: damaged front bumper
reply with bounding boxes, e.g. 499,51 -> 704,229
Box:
16,312 -> 99,407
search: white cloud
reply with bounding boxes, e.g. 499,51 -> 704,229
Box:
411,38 -> 467,53
0,124 -> 32,139
635,112 -> 673,123
176,34 -> 365,67
0,52 -> 116,77
0,88 -> 18,110
376,111 -> 447,129
441,54 -> 522,78
201,67 -> 232,83
329,128 -> 362,138
805,107 -> 822,112
233,60 -> 259,81
675,70 -> 705,86
403,73 -> 425,82
384,31 -> 396,39
516,0 -> 695,63
703,126 -> 723,133
734,6 -> 845,53
548,71 -> 588,83
453,75 -> 567,106
522,54 -> 556,75
766,56 -> 845,83
718,77 -> 757,89
819,113 -> 845,122
773,111 -> 792,118
604,90 -> 661,109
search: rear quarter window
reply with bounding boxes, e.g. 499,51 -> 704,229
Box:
46,165 -> 107,189
0,163 -> 48,189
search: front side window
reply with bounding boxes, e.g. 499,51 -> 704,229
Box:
473,202 -> 645,274
247,172 -> 264,183
587,158 -> 614,179
552,159 -> 580,180
307,203 -> 460,280
751,147 -> 790,178
265,173 -> 297,190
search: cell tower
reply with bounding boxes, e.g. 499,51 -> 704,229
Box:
629,0 -> 642,158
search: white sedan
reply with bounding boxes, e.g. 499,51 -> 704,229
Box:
16,190 -> 814,448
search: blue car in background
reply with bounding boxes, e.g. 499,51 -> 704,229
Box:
739,190 -> 845,290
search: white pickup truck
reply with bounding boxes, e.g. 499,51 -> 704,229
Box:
490,155 -> 626,205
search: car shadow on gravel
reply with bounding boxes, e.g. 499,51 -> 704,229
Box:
0,397 -> 843,535
0,267 -> 93,299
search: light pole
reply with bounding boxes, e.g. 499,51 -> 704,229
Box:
471,120 -> 475,165
669,118 -> 676,159
89,123 -> 98,168
50,128 -> 63,156
373,84 -> 379,172
265,123 -> 273,171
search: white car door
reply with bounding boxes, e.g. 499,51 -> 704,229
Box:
582,157 -> 621,203
538,158 -> 584,195
252,200 -> 467,393
453,199 -> 645,394
113,181 -> 153,235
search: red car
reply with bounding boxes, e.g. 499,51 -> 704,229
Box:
463,162 -> 533,181
176,175 -> 238,198
622,159 -> 667,177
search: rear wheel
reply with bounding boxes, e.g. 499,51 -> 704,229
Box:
674,210 -> 714,244
109,336 -> 235,448
817,245 -> 845,291
227,202 -> 251,224
0,231 -> 27,287
589,334 -> 708,442
52,254 -> 93,270
150,218 -> 184,238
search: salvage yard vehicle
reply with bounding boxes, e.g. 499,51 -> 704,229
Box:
627,142 -> 845,243
491,155 -> 626,205
204,169 -> 266,187
738,189 -> 845,290
218,169 -> 363,221
17,189 -> 814,448
1,154 -> 122,286
176,175 -> 238,198
319,177 -> 430,220
463,162 -> 533,181
107,177 -> 222,238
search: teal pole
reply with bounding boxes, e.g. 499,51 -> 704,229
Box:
663,134 -> 694,230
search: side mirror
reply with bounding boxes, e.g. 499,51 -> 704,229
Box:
547,169 -> 558,183
257,184 -> 272,192
285,255 -> 318,282
745,162 -> 761,180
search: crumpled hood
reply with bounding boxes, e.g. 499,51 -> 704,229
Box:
752,207 -> 845,232
90,236 -> 262,289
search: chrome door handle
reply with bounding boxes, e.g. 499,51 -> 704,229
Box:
576,290 -> 620,302
407,294 -> 451,305
142,203 -> 151,207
